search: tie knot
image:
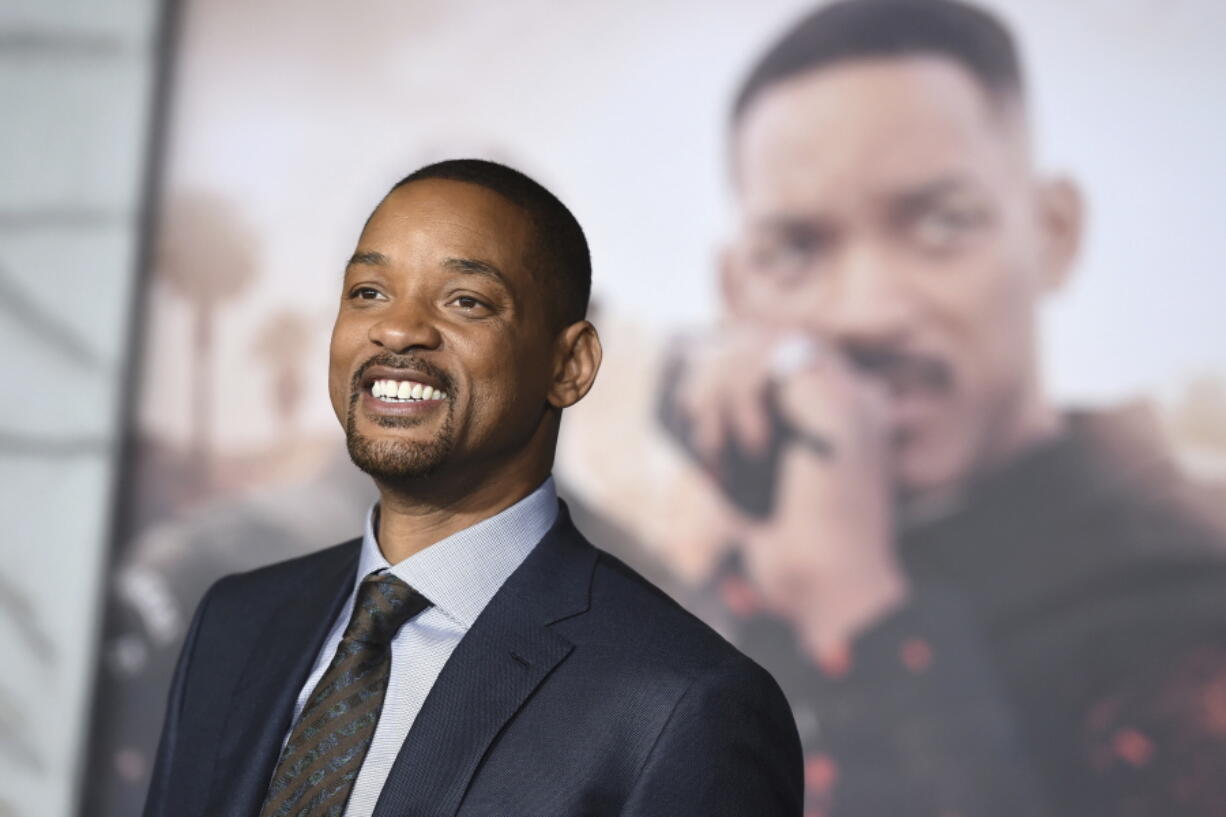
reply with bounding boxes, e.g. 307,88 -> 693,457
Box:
344,572 -> 430,646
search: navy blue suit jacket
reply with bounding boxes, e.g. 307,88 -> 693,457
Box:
143,504 -> 803,816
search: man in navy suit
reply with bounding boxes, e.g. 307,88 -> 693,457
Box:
143,159 -> 803,817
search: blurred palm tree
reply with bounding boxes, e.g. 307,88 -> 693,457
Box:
155,191 -> 258,488
250,310 -> 316,440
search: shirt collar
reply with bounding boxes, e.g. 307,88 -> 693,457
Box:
357,476 -> 558,629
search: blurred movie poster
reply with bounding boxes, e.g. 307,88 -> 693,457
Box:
83,1 -> 1226,815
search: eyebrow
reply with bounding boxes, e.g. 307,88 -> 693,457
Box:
750,173 -> 983,231
442,256 -> 508,286
892,175 -> 981,214
345,252 -> 507,282
347,250 -> 390,267
750,214 -> 830,236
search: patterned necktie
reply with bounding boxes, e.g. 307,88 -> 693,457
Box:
259,571 -> 431,817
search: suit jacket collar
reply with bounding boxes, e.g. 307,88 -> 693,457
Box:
374,500 -> 596,816
208,539 -> 361,817
208,499 -> 596,817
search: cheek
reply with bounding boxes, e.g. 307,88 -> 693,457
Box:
970,262 -> 1039,374
737,274 -> 822,328
971,208 -> 1047,336
327,368 -> 347,423
924,240 -> 1038,362
327,320 -> 360,419
471,336 -> 552,418
448,333 -> 514,407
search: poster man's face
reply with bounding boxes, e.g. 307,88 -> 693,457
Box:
328,179 -> 558,485
730,56 -> 1075,497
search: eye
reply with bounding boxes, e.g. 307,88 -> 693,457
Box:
744,226 -> 828,285
911,203 -> 990,253
778,231 -> 823,267
348,285 -> 385,301
447,293 -> 493,314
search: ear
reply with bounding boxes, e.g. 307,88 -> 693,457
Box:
1035,175 -> 1084,293
547,320 -> 602,409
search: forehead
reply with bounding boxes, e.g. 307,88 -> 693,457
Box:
735,56 -> 1026,212
358,178 -> 535,272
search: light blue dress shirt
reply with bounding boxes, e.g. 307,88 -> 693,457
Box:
283,477 -> 559,817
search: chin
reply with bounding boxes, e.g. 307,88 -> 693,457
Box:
347,435 -> 451,482
345,407 -> 456,483
892,432 -> 975,504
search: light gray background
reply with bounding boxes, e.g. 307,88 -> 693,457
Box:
0,1 -> 159,815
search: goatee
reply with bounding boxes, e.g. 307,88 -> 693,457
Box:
345,405 -> 457,482
344,353 -> 458,482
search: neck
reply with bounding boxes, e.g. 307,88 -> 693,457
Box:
373,446 -> 555,564
979,383 -> 1064,478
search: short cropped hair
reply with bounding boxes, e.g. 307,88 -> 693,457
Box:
732,0 -> 1025,124
391,159 -> 591,326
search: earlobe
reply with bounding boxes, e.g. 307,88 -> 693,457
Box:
547,321 -> 603,409
1038,176 -> 1085,292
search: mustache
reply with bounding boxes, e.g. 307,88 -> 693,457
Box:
349,352 -> 457,399
844,344 -> 952,393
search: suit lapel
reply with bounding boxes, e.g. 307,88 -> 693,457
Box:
208,542 -> 360,817
374,506 -> 597,817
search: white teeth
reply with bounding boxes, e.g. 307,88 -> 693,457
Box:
370,378 -> 448,403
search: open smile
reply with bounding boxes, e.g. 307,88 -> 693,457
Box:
356,365 -> 452,417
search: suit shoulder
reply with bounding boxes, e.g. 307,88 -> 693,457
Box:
208,538 -> 360,607
582,547 -> 768,682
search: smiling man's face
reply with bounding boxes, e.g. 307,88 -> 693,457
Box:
328,178 -> 559,485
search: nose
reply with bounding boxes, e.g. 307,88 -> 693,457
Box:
368,298 -> 443,354
818,244 -> 912,349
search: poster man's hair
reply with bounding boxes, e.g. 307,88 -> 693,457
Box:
733,0 -> 1025,124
